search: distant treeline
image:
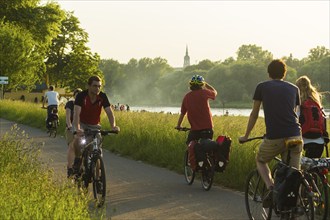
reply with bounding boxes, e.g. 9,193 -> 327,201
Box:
100,45 -> 330,107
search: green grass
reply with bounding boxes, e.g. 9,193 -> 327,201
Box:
0,124 -> 90,219
1,99 -> 329,192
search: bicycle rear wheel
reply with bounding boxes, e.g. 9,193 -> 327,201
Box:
184,150 -> 195,185
245,169 -> 272,220
201,156 -> 215,191
91,155 -> 106,207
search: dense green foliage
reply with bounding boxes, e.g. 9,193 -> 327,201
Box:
100,45 -> 330,107
0,0 -> 100,91
0,124 -> 90,219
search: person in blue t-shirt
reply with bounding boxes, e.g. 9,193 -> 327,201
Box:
239,59 -> 303,207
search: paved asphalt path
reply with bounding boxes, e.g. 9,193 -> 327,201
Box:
0,118 -> 248,219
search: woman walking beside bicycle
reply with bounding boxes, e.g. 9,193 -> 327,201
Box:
239,59 -> 303,208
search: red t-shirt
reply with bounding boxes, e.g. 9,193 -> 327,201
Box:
74,90 -> 111,125
181,89 -> 216,131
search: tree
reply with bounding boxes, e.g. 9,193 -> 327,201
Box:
307,46 -> 330,62
100,59 -> 124,96
236,44 -> 273,64
0,21 -> 38,90
45,11 -> 101,89
0,1 -> 65,89
62,42 -> 103,90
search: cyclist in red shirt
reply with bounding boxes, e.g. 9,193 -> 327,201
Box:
176,75 -> 217,143
72,76 -> 120,171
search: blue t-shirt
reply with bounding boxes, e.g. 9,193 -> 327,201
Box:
253,80 -> 301,139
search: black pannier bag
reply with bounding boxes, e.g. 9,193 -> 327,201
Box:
194,136 -> 232,172
273,164 -> 302,210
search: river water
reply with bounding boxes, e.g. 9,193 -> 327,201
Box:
129,106 -> 330,117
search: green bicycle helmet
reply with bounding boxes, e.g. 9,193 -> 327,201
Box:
189,75 -> 205,86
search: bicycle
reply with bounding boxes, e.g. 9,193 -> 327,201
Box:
300,136 -> 330,220
176,127 -> 216,191
74,128 -> 118,207
242,136 -> 316,220
42,106 -> 59,138
300,156 -> 330,220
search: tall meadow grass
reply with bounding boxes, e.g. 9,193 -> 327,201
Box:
0,124 -> 90,219
1,99 -> 329,192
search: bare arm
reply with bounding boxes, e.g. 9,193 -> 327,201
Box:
175,113 -> 185,129
104,106 -> 117,130
73,105 -> 82,131
204,82 -> 217,96
239,100 -> 261,142
65,108 -> 72,129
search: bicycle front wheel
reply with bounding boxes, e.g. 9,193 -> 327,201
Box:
91,155 -> 106,207
184,150 -> 195,185
245,169 -> 272,220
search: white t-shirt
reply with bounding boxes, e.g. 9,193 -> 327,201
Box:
45,91 -> 59,105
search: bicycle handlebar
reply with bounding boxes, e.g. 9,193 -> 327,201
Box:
239,136 -> 264,144
175,127 -> 191,132
84,129 -> 119,136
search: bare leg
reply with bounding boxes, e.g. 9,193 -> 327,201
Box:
67,142 -> 75,169
256,159 -> 274,189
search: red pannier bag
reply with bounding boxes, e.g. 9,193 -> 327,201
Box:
215,135 -> 232,172
188,140 -> 198,171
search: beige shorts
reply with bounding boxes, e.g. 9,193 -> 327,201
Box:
256,136 -> 303,169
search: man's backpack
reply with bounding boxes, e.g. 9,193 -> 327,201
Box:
273,164 -> 302,210
300,99 -> 326,138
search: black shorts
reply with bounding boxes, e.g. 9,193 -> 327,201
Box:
186,129 -> 213,145
304,143 -> 324,158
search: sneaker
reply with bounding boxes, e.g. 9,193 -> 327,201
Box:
72,158 -> 82,174
262,186 -> 274,208
67,168 -> 74,178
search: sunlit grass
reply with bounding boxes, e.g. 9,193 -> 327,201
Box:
0,124 -> 90,219
1,99 -> 329,192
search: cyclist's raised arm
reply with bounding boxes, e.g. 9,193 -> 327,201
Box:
204,82 -> 217,97
239,100 -> 261,143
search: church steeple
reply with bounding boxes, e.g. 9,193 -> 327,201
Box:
183,45 -> 190,68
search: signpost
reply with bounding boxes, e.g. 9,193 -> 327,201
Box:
0,76 -> 8,99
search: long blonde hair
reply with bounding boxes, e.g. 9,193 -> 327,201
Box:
296,75 -> 322,106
